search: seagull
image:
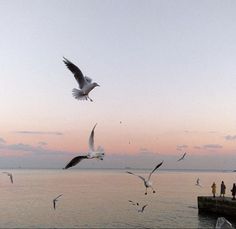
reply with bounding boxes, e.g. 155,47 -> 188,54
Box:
195,178 -> 202,187
126,161 -> 163,195
64,124 -> 105,169
2,172 -> 13,184
63,57 -> 100,102
177,152 -> 187,162
138,204 -> 148,213
53,194 -> 63,210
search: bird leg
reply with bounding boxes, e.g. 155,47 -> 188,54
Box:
87,96 -> 93,102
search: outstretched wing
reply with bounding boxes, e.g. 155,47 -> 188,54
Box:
89,124 -> 97,152
126,171 -> 145,182
54,194 -> 63,201
177,152 -> 187,161
148,161 -> 163,181
63,57 -> 86,89
142,204 -> 148,212
64,156 -> 88,169
10,174 -> 13,184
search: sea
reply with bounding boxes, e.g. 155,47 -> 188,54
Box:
0,169 -> 235,228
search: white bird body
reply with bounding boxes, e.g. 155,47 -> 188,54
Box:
64,124 -> 105,169
126,161 -> 163,195
63,57 -> 100,102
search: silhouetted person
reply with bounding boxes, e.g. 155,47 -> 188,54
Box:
220,181 -> 226,198
231,183 -> 236,200
211,182 -> 216,198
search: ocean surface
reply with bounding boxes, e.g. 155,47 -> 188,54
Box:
0,169 -> 236,228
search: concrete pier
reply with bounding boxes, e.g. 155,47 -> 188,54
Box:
198,196 -> 236,217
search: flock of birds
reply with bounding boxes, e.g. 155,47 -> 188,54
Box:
2,58 -> 197,214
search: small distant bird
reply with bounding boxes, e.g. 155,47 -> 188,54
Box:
128,200 -> 139,206
126,161 -> 163,195
64,124 -> 105,169
195,178 -> 202,187
63,57 -> 100,102
177,152 -> 187,162
2,172 -> 13,184
138,204 -> 148,213
53,194 -> 63,210
215,217 -> 233,229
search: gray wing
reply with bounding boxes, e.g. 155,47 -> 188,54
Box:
54,194 -> 63,201
89,124 -> 97,151
64,156 -> 88,169
126,171 -> 145,182
177,152 -> 186,161
63,57 -> 86,89
142,204 -> 148,212
148,161 -> 163,181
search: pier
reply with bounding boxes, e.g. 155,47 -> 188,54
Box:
198,196 -> 236,217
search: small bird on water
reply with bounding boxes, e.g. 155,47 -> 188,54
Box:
126,161 -> 163,195
64,124 -> 105,169
2,172 -> 13,184
63,57 -> 100,102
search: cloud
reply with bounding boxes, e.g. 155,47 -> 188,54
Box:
14,131 -> 63,136
0,138 -> 6,144
225,135 -> 236,141
193,146 -> 202,150
203,144 -> 223,149
176,144 -> 188,151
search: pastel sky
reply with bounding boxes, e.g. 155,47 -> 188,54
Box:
0,0 -> 236,169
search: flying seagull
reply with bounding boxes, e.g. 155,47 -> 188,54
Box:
2,172 -> 13,184
126,161 -> 163,195
138,204 -> 148,213
53,194 -> 63,210
177,152 -> 187,162
63,57 -> 100,102
64,124 -> 105,169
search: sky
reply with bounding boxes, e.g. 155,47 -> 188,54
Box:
0,0 -> 236,169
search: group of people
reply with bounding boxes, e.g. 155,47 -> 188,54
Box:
211,181 -> 236,200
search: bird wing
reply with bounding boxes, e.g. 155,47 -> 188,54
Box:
128,200 -> 135,205
53,200 -> 56,209
126,171 -> 145,182
148,161 -> 163,181
177,152 -> 186,161
10,175 -> 13,183
2,172 -> 10,175
63,57 -> 86,89
142,205 -> 148,212
64,156 -> 88,169
54,194 -> 63,201
89,124 -> 97,152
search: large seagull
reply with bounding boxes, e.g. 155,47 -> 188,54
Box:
126,161 -> 163,195
64,124 -> 105,169
63,57 -> 100,102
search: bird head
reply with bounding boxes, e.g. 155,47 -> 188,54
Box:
93,82 -> 100,87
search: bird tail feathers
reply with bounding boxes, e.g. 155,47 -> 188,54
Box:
72,88 -> 87,100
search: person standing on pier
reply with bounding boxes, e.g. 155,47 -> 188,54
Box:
231,183 -> 236,200
220,181 -> 226,198
211,182 -> 216,198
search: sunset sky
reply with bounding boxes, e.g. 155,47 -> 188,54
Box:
0,0 -> 236,169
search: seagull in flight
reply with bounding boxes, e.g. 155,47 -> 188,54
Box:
53,194 -> 63,210
2,172 -> 13,184
64,124 -> 105,169
177,152 -> 187,162
138,204 -> 148,213
126,161 -> 163,195
63,57 -> 100,102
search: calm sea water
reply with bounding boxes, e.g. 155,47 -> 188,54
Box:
0,169 -> 235,228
